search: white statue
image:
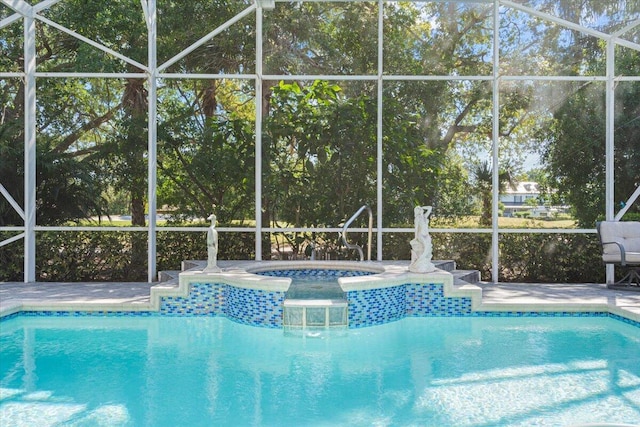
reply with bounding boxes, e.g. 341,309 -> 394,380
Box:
204,212 -> 221,272
409,206 -> 436,273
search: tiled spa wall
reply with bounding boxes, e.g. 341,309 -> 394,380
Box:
159,281 -> 472,328
347,283 -> 473,328
160,283 -> 286,328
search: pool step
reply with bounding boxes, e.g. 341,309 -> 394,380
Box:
283,299 -> 348,328
453,269 -> 481,284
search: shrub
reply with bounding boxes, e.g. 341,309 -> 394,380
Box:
157,230 -> 255,272
37,231 -> 147,281
0,229 -> 609,283
498,233 -> 603,283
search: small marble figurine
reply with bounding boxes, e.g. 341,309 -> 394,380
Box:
409,206 -> 436,273
204,212 -> 221,272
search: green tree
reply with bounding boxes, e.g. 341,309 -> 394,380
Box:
526,168 -> 564,209
156,98 -> 255,223
263,80 -> 375,234
471,160 -> 516,226
0,41 -> 111,226
544,49 -> 640,226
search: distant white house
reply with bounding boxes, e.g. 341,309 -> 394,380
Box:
501,181 -> 539,205
500,181 -> 566,218
500,181 -> 540,217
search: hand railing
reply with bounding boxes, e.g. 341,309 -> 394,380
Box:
340,205 -> 372,261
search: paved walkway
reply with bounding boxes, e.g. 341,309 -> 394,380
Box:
477,282 -> 640,321
2,279 -> 639,323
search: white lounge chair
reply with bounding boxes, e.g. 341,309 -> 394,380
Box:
596,221 -> 640,289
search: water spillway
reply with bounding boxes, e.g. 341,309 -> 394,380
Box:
255,268 -> 375,328
283,298 -> 348,328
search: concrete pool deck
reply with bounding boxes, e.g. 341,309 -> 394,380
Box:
2,282 -> 639,322
1,261 -> 639,323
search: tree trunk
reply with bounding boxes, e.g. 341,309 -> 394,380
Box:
480,191 -> 492,227
122,78 -> 148,278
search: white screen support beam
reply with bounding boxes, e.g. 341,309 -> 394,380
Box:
147,0 -> 158,282
255,0 -> 275,10
605,39 -> 615,284
255,4 -> 263,260
24,6 -> 36,282
35,15 -> 148,72
158,4 -> 256,73
0,184 -> 25,220
491,0 -> 500,283
0,232 -> 25,248
376,0 -> 383,261
615,186 -> 640,221
0,12 -> 21,29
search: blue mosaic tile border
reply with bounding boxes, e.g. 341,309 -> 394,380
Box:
345,283 -> 640,328
159,282 -> 285,328
471,311 -> 609,318
161,283 -> 225,316
348,283 -> 473,328
1,279 -> 639,330
256,268 -> 375,279
610,313 -> 640,327
3,311 -> 156,318
225,286 -> 284,328
2,309 -> 639,329
406,283 -> 472,317
348,286 -> 406,328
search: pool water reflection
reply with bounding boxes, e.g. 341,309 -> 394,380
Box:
1,315 -> 639,426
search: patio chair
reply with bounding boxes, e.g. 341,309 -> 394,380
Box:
596,221 -> 640,289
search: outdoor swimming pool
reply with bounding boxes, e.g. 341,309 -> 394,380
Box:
1,315 -> 639,426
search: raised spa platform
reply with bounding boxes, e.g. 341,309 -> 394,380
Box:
2,267 -> 640,327
152,260 -> 482,328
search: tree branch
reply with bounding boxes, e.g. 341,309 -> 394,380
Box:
170,143 -> 218,203
156,160 -> 209,215
53,103 -> 121,154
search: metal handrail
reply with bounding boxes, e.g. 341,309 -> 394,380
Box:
340,205 -> 372,261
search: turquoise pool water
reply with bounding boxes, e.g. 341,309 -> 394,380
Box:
1,316 -> 639,426
256,268 -> 374,299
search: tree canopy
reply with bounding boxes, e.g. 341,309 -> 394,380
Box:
1,0 -> 638,234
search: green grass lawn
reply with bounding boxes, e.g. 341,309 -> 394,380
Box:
496,217 -> 576,228
430,216 -> 577,229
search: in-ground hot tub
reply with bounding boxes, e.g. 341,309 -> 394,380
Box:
153,260 -> 479,328
252,264 -> 379,299
251,265 -> 380,327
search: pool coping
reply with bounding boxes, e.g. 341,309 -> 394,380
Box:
1,260 -> 639,325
